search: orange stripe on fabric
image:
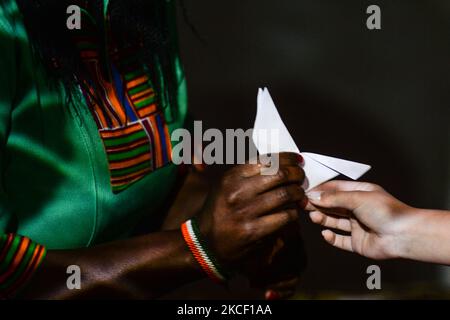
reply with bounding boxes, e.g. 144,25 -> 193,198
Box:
21,244 -> 40,275
83,84 -> 109,128
100,122 -> 141,138
111,175 -> 143,189
130,88 -> 154,101
137,104 -> 158,118
111,166 -> 152,184
92,63 -> 121,128
133,93 -> 156,106
92,106 -> 109,128
106,138 -> 148,152
163,122 -> 173,162
4,245 -> 45,298
0,237 -> 30,282
108,152 -> 151,170
149,117 -> 163,167
126,75 -> 148,89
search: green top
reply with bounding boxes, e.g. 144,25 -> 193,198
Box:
0,0 -> 188,249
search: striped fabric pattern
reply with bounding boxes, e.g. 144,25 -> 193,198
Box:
120,58 -> 158,119
0,234 -> 46,299
99,121 -> 153,192
74,10 -> 173,193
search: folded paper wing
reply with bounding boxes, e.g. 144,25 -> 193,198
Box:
252,88 -> 371,191
253,88 -> 300,155
302,152 -> 371,181
300,155 -> 340,191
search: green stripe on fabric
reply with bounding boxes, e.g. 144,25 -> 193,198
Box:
107,144 -> 150,162
0,236 -> 21,273
128,83 -> 151,96
103,130 -> 148,148
134,96 -> 156,109
124,70 -> 145,81
111,161 -> 151,177
113,183 -> 132,193
0,242 -> 36,290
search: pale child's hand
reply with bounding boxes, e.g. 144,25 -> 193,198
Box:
305,181 -> 418,260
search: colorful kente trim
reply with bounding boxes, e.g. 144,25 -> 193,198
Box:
0,234 -> 47,299
181,219 -> 228,284
74,9 -> 172,193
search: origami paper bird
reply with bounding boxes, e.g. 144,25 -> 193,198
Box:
252,87 -> 371,191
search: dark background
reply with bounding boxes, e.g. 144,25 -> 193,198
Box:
171,0 -> 450,298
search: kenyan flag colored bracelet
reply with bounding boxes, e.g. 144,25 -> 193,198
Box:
0,233 -> 47,299
181,218 -> 228,284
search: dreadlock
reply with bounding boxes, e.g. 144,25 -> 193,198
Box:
16,0 -> 180,119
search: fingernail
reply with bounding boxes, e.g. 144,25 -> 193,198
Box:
296,154 -> 304,164
265,290 -> 280,300
306,191 -> 323,201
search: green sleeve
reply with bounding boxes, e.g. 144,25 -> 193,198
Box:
0,0 -> 17,232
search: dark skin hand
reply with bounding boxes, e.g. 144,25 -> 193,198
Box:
162,160 -> 306,300
163,157 -> 307,300
262,200 -> 308,300
243,222 -> 307,300
197,153 -> 305,269
20,152 -> 306,299
242,155 -> 307,300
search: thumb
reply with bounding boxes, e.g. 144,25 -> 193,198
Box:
306,190 -> 369,212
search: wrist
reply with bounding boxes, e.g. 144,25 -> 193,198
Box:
389,207 -> 426,260
181,218 -> 229,284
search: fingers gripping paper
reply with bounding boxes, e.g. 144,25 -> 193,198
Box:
252,88 -> 371,191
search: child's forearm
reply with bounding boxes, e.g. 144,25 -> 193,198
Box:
397,209 -> 450,265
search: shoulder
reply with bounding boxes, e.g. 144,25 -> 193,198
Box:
0,0 -> 20,57
0,0 -> 20,111
0,0 -> 19,29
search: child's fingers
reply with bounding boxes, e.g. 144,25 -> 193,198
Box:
307,190 -> 370,212
310,180 -> 380,193
309,211 -> 351,232
321,229 -> 353,252
304,181 -> 379,212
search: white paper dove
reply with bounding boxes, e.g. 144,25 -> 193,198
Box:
252,87 -> 371,191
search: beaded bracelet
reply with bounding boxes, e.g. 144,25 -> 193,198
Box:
181,218 -> 228,284
0,234 -> 47,299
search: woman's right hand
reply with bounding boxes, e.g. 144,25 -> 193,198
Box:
196,152 -> 306,268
